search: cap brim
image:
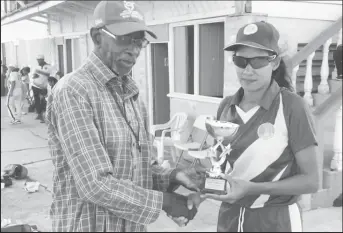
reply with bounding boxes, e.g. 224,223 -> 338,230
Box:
224,41 -> 277,54
106,22 -> 157,39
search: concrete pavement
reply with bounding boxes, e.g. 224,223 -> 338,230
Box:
1,96 -> 342,232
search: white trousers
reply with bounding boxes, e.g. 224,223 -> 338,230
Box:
7,94 -> 23,121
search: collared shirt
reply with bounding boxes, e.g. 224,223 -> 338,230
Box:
46,52 -> 173,232
217,80 -> 317,208
229,80 -> 280,110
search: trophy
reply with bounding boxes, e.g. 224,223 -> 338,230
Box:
202,116 -> 239,195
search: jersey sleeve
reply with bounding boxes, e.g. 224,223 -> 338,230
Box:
284,92 -> 318,154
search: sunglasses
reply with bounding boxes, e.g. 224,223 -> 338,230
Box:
101,28 -> 150,48
232,55 -> 277,69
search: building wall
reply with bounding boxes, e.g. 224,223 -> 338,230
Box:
2,38 -> 54,70
2,1 -> 340,126
3,42 -> 16,67
140,1 -> 235,22
267,17 -> 341,56
45,0 -> 341,125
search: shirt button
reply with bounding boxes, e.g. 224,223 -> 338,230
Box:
132,142 -> 136,148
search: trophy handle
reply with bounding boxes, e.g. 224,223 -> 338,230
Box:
210,154 -> 227,167
221,143 -> 232,155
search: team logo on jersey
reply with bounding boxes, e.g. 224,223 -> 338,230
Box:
257,122 -> 275,140
244,24 -> 258,35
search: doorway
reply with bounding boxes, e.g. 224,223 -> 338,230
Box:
66,39 -> 73,74
57,45 -> 64,74
151,43 -> 170,125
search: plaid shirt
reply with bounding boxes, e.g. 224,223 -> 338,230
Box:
46,52 -> 173,232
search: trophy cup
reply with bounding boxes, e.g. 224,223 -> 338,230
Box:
202,116 -> 239,195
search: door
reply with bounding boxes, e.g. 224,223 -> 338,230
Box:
151,43 -> 170,125
57,45 -> 64,74
66,39 -> 73,74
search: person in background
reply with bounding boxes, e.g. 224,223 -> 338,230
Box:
7,67 -> 20,94
1,61 -> 8,96
47,70 -> 62,94
32,54 -> 51,123
5,65 -> 15,95
333,43 -> 342,79
46,71 -> 62,102
20,66 -> 31,115
6,71 -> 25,124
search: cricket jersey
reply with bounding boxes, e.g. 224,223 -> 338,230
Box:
216,80 -> 317,232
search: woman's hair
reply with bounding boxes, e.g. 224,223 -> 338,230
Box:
271,58 -> 295,92
20,66 -> 30,75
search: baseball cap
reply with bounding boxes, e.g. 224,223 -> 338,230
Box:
36,54 -> 44,59
93,1 -> 157,39
224,21 -> 280,55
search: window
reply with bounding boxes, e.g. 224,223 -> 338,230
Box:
174,25 -> 194,94
172,20 -> 224,98
199,22 -> 224,98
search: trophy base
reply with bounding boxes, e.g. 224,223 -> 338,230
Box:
202,176 -> 227,195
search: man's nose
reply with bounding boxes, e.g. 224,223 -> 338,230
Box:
127,44 -> 141,57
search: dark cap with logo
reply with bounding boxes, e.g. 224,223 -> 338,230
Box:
224,21 -> 280,55
93,1 -> 157,39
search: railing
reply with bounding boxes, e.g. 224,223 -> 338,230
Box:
290,16 -> 342,178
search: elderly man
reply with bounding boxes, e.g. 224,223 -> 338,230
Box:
46,1 -> 205,232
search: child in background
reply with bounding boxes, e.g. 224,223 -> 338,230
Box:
47,71 -> 62,97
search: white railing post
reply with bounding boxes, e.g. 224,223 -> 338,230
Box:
304,52 -> 315,106
331,104 -> 342,171
318,38 -> 332,94
332,28 -> 342,80
292,65 -> 299,93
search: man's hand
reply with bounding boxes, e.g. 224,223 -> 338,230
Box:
167,215 -> 189,227
167,192 -> 205,227
200,174 -> 254,204
162,192 -> 197,221
169,166 -> 208,192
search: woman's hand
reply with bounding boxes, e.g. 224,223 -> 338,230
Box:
201,174 -> 255,204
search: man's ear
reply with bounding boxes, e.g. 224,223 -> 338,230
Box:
90,27 -> 102,46
271,56 -> 281,71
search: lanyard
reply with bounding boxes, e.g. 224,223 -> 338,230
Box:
85,66 -> 142,152
112,86 -> 141,152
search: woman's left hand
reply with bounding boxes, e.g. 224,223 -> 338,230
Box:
200,174 -> 254,204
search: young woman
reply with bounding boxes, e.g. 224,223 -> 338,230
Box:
180,21 -> 319,232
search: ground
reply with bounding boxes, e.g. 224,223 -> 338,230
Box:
1,96 -> 342,232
